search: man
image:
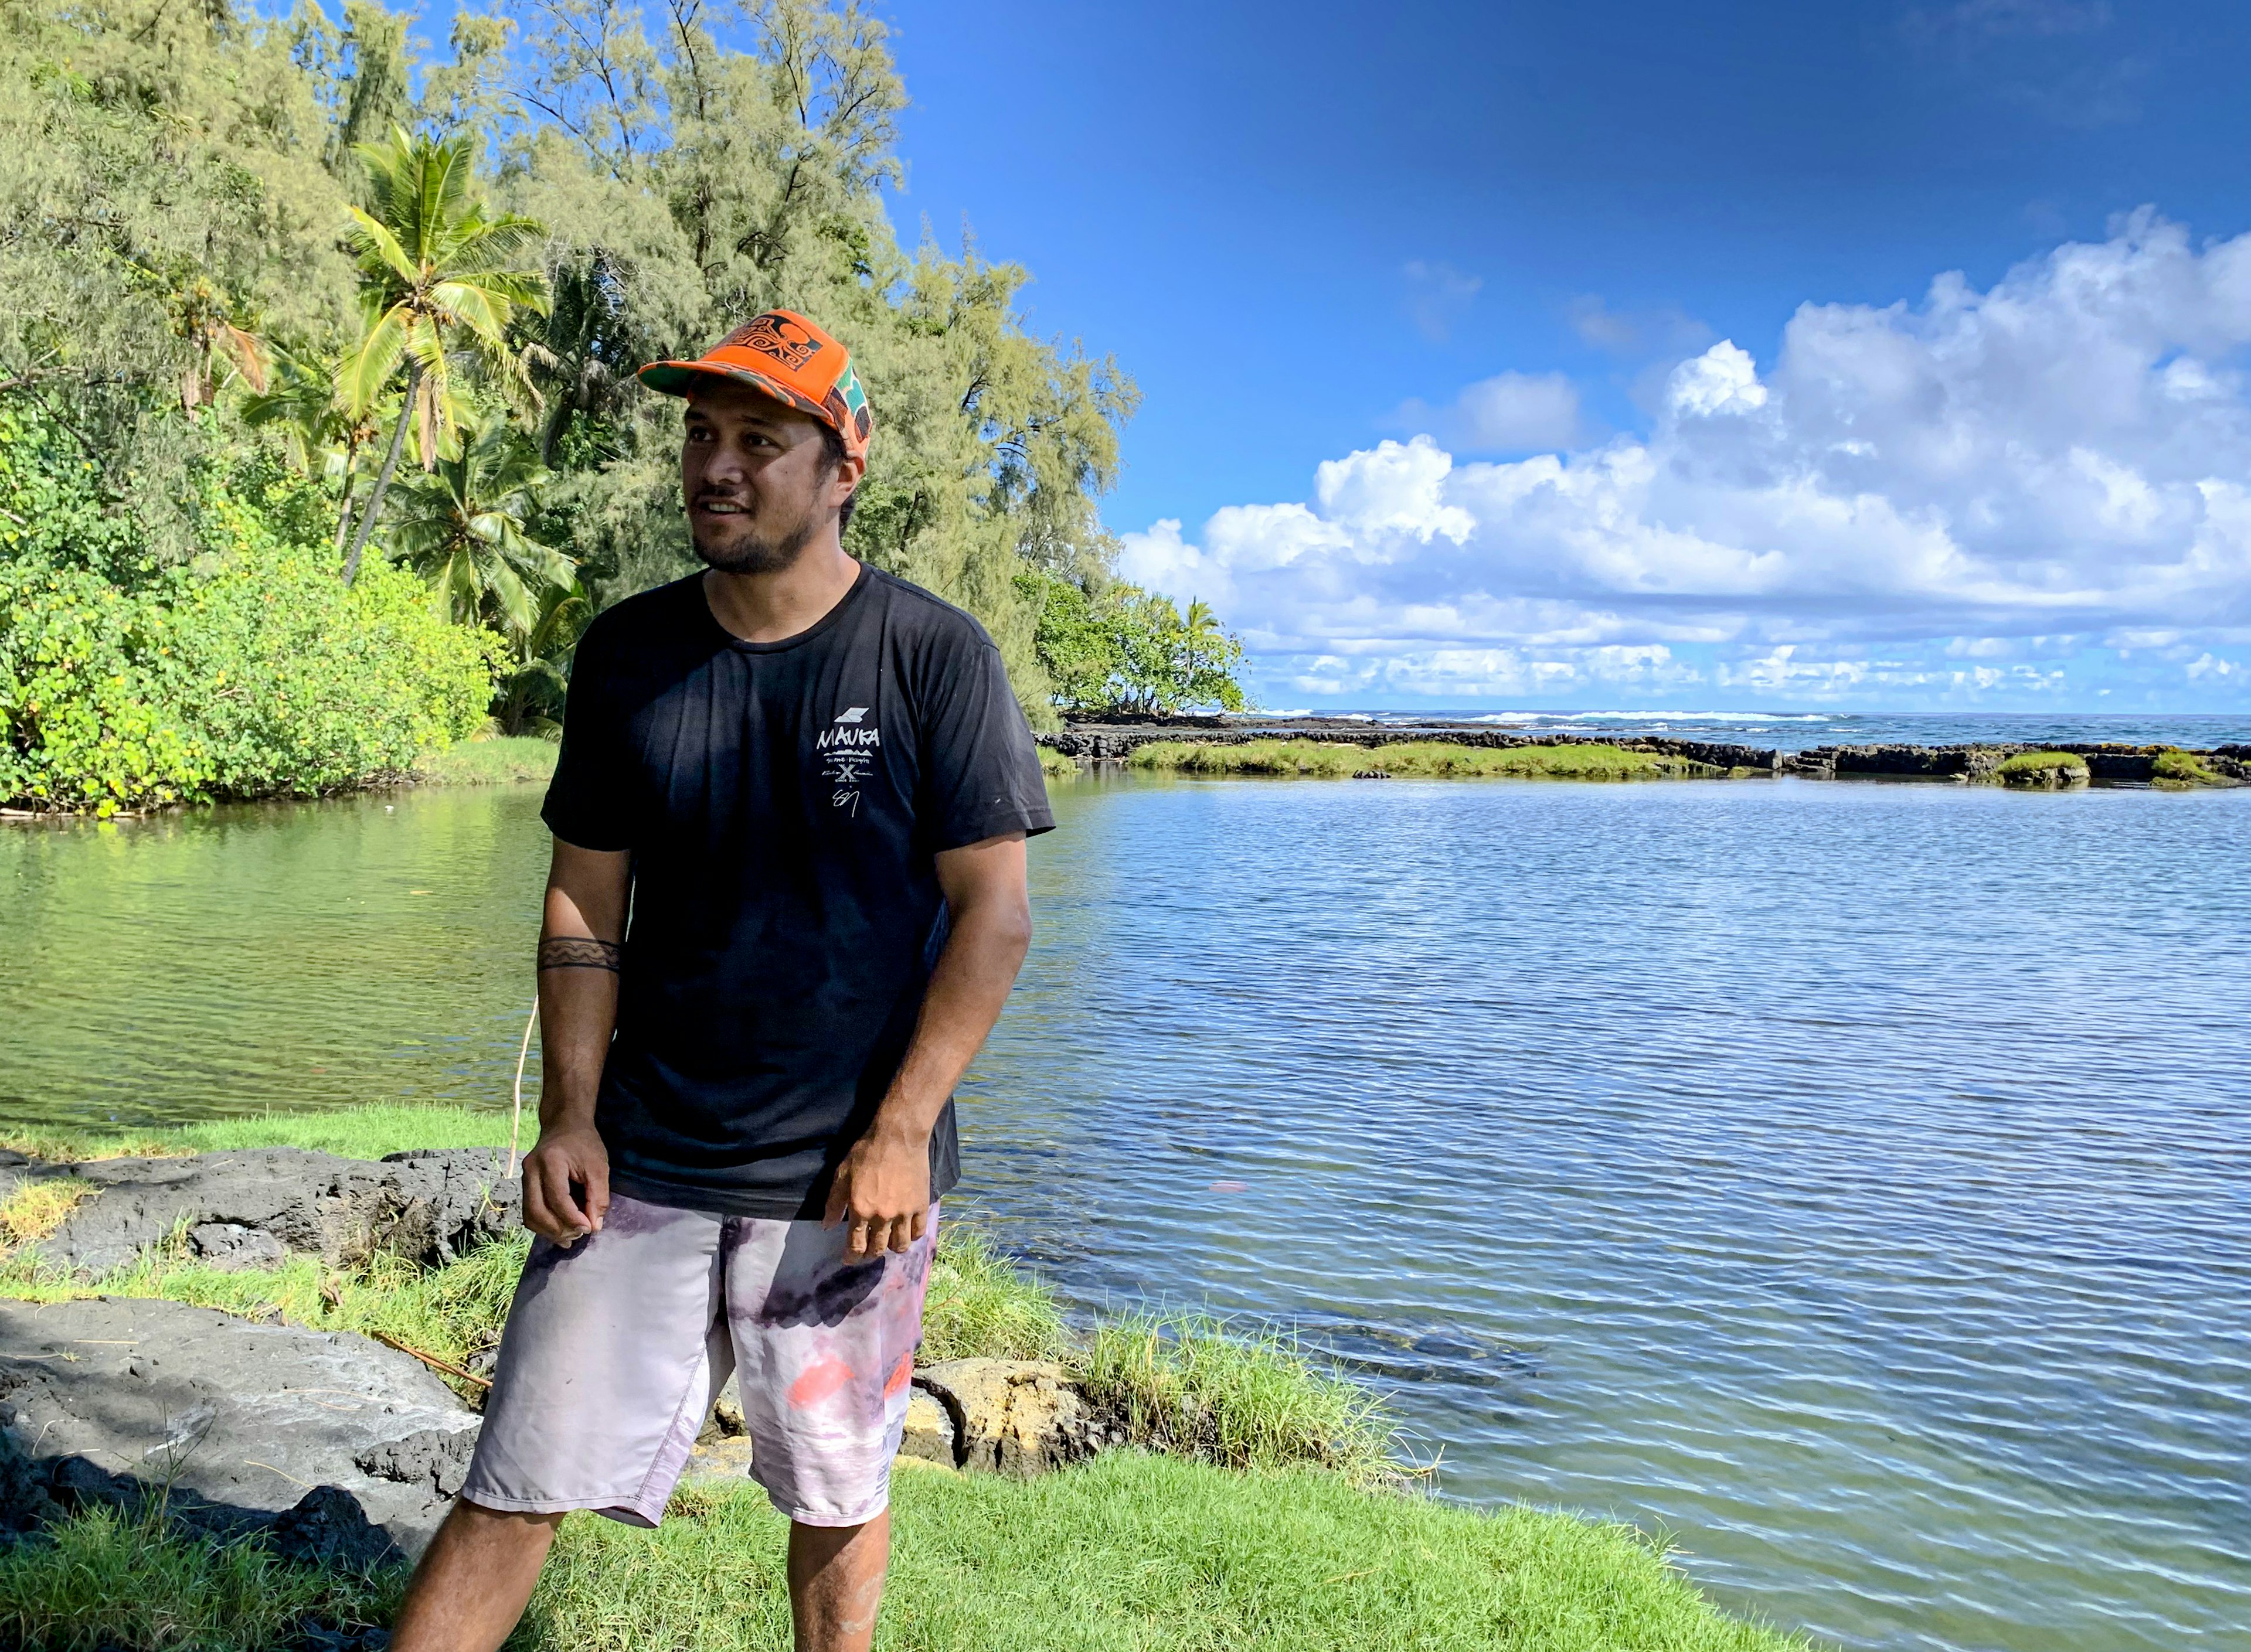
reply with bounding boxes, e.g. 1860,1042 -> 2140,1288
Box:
390,309 -> 1053,1652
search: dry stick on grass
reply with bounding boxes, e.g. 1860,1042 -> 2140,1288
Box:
371,1330 -> 492,1389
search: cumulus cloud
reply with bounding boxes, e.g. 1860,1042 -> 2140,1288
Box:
1123,212 -> 2251,707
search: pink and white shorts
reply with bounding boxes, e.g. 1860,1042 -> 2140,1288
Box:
461,1193 -> 937,1528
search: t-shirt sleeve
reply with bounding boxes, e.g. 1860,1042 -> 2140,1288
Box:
916,628 -> 1056,849
540,621 -> 635,852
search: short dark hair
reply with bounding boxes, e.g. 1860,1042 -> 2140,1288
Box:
818,421 -> 858,534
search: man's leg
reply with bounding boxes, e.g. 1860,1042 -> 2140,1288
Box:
389,1500 -> 563,1652
788,1511 -> 890,1652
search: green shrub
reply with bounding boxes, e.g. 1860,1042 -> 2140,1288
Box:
2151,750 -> 2224,785
0,412 -> 496,812
1995,750 -> 2090,786
414,735 -> 563,786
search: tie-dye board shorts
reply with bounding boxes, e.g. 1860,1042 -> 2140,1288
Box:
460,1193 -> 937,1528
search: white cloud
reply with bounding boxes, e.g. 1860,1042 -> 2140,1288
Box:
1126,212 -> 2251,706
1395,372 -> 1583,453
1664,342 -> 1768,417
1401,260 -> 1482,342
1567,296 -> 1712,357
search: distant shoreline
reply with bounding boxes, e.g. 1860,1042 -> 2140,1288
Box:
1043,717 -> 2251,788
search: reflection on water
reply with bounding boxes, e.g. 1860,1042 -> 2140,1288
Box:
4,775 -> 2247,1651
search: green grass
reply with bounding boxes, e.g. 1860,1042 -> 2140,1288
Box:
413,735 -> 563,786
0,1104 -> 1392,1459
1128,739 -> 1712,780
2151,749 -> 2226,785
1994,750 -> 2090,786
0,1500 -> 402,1652
0,1223 -> 529,1406
0,1103 -> 1810,1648
0,1101 -> 514,1165
0,1456 -> 1808,1652
1082,1312 -> 1403,1484
922,1223 -> 1071,1362
1039,746 -> 1083,781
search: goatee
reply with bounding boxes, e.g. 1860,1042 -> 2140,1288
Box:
692,507 -> 820,575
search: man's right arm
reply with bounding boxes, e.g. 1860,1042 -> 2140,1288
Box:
524,838 -> 632,1246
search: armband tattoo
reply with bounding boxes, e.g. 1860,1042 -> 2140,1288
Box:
538,936 -> 623,973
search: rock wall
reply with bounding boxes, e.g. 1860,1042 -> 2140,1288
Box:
1046,722 -> 1783,772
1042,719 -> 2249,785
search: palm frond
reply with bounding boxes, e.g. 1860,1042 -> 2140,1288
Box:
345,206 -> 419,287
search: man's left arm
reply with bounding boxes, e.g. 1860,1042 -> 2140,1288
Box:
824,830 -> 1032,1259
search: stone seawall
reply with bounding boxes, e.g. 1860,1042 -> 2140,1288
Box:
1040,720 -> 2251,785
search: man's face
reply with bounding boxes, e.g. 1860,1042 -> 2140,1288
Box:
680,379 -> 858,574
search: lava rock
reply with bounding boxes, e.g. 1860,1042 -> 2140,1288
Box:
897,1387 -> 957,1467
0,1296 -> 479,1561
189,1222 -> 290,1272
913,1358 -> 1106,1477
29,1147 -> 520,1276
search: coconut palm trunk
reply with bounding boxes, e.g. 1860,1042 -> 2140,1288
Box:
332,434 -> 367,557
342,357 -> 420,587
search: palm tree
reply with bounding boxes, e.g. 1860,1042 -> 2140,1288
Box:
489,580 -> 594,739
1178,598 -> 1247,712
337,127 -> 548,585
386,408 -> 574,644
241,343 -> 383,557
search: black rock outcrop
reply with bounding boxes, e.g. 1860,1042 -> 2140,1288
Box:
30,1146 -> 521,1276
0,1296 -> 479,1562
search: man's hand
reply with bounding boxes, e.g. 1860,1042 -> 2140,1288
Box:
822,1123 -> 931,1260
821,832 -> 1030,1263
522,1123 -> 611,1247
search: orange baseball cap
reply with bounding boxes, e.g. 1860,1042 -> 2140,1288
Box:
637,309 -> 873,460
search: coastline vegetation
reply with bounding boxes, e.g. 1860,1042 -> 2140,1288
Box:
413,735 -> 565,788
0,1453 -> 1808,1652
2150,749 -> 2226,786
1994,751 -> 2090,787
0,0 -> 1253,819
0,1103 -> 1807,1650
1129,738 -> 1716,780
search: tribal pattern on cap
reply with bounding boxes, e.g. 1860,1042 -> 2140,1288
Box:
635,308 -> 874,459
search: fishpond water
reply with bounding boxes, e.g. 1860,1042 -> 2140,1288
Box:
3,772 -> 2246,1652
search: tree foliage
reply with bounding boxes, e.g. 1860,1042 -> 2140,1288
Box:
337,124 -> 549,581
465,0 -> 1147,714
1021,571 -> 1249,717
0,408 -> 494,812
0,0 -> 1250,810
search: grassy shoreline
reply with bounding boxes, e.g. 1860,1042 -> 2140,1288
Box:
411,735 -> 564,787
1126,738 -> 1721,780
0,1105 -> 1811,1650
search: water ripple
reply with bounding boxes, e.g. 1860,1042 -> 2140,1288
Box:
4,776 -> 2248,1650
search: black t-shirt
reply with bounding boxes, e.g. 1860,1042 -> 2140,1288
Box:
540,564 -> 1053,1218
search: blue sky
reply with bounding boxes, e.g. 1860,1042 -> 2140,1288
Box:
871,0 -> 2251,712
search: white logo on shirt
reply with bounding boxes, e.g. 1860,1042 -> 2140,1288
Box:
818,709 -> 879,816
